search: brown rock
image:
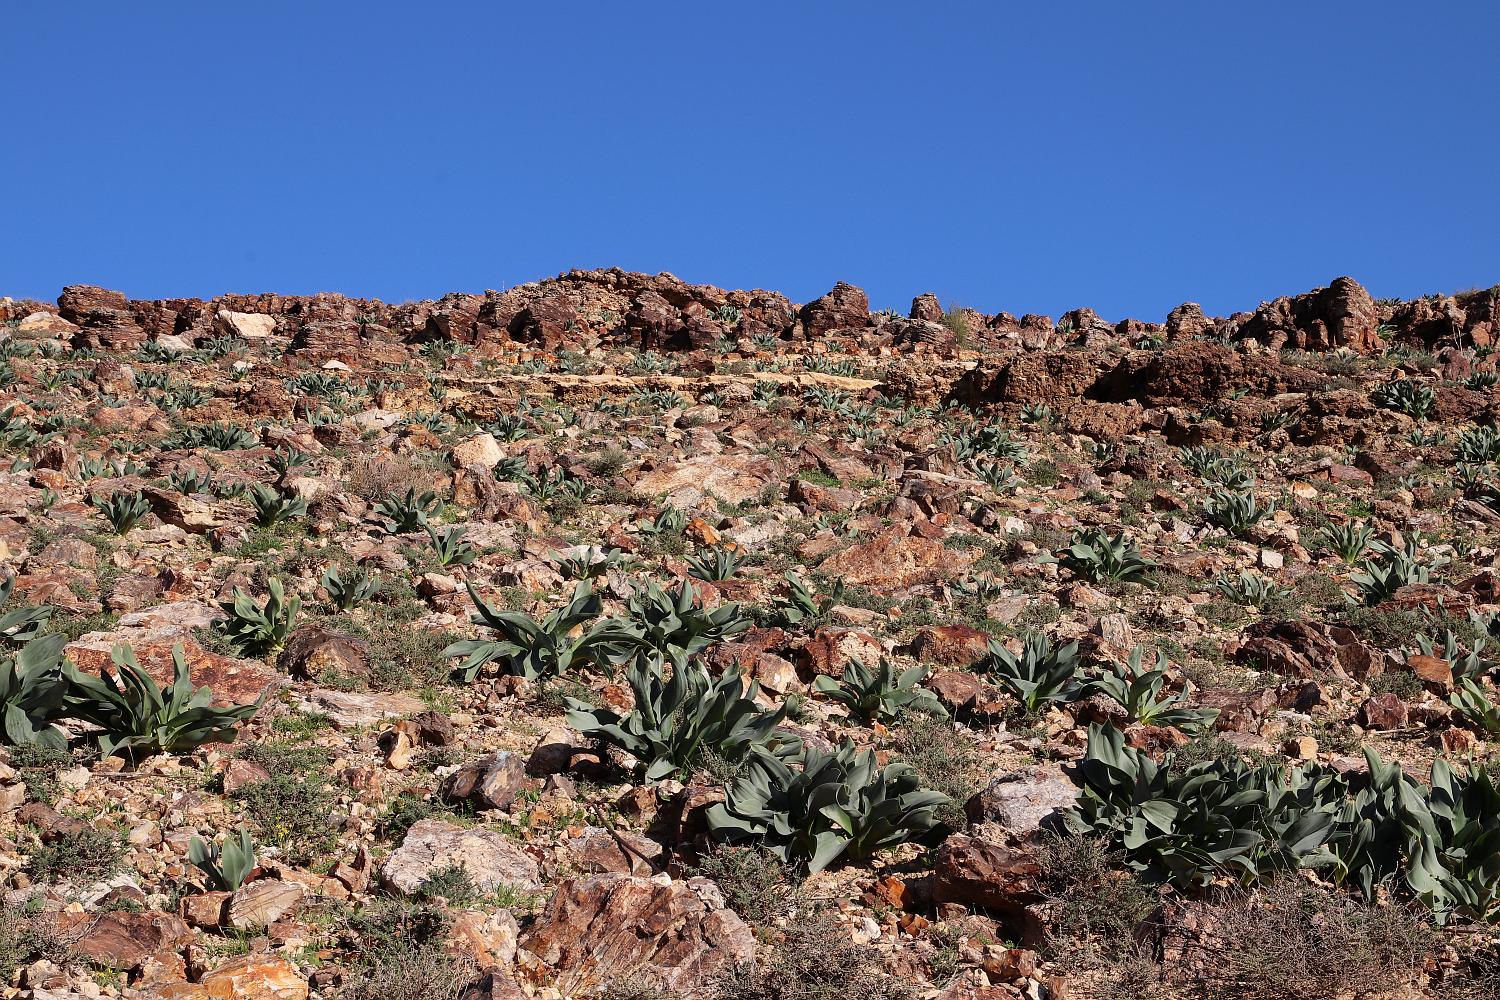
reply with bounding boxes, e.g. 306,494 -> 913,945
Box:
518,874 -> 754,994
54,910 -> 191,972
442,751 -> 528,811
1358,693 -> 1409,731
178,891 -> 231,929
154,955 -> 309,1000
907,625 -> 991,667
277,625 -> 372,683
932,835 -> 1043,917
1407,654 -> 1453,691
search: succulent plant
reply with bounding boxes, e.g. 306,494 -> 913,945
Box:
0,575 -> 53,647
1449,677 -> 1500,736
1202,487 -> 1275,538
706,741 -> 949,874
813,657 -> 945,724
1371,378 -> 1435,421
443,581 -> 621,682
167,422 -> 260,451
248,484 -> 308,527
1317,520 -> 1374,564
1048,527 -> 1156,584
685,547 -> 743,582
568,658 -> 788,781
63,643 -> 260,758
1088,647 -> 1218,732
0,633 -> 71,748
1349,542 -> 1438,605
424,523 -> 476,567
373,487 -> 440,534
983,633 -> 1086,714
216,578 -> 301,657
168,469 -> 216,496
92,490 -> 152,534
1213,570 -> 1291,610
320,565 -> 380,611
1455,426 -> 1500,464
189,828 -> 257,891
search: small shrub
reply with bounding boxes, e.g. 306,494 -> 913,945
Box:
1035,832 -> 1156,971
25,825 -> 124,883
338,936 -> 476,1000
1209,879 -> 1435,1000
690,844 -> 801,924
714,910 -> 911,1000
232,768 -> 336,864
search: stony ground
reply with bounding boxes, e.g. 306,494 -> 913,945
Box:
0,271 -> 1498,1000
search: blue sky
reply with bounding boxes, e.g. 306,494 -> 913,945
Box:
5,3 -> 1496,321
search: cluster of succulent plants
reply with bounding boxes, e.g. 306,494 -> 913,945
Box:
1066,725 -> 1500,923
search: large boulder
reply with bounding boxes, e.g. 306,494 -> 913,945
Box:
798,281 -> 870,338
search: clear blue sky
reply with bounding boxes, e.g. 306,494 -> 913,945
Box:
5,3 -> 1497,321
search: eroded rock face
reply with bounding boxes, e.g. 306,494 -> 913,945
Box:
518,874 -> 754,995
1236,275 -> 1381,352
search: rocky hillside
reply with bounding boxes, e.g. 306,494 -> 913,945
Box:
0,270 -> 1498,1000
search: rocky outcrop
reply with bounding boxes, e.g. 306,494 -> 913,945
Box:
1235,276 -> 1381,352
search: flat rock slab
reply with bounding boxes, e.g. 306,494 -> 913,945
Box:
295,688 -> 427,728
382,819 -> 541,896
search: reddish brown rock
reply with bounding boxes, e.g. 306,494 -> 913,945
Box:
907,625 -> 991,667
518,874 -> 754,994
798,281 -> 870,338
54,909 -> 191,973
819,524 -> 974,589
1359,693 -> 1409,730
153,955 -> 309,999
932,835 -> 1044,917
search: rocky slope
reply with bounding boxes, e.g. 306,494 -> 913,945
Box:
0,271 -> 1497,1000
